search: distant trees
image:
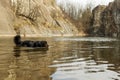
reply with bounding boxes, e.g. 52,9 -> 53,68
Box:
58,2 -> 92,34
58,2 -> 83,20
80,7 -> 92,33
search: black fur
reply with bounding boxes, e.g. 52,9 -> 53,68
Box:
14,35 -> 21,46
14,35 -> 48,48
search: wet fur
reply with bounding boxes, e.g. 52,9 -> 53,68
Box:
14,35 -> 48,48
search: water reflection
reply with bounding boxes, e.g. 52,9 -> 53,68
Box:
50,54 -> 120,80
10,46 -> 51,80
50,37 -> 120,80
13,47 -> 21,57
0,37 -> 53,80
50,58 -> 120,80
0,37 -> 120,80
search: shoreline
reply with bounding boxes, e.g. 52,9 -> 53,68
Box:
0,34 -> 86,38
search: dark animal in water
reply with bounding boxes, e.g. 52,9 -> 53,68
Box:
14,35 -> 48,48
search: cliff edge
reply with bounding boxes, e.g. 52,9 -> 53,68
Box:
91,0 -> 120,37
0,0 -> 78,37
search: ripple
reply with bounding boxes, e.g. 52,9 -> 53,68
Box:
0,37 -> 119,80
93,46 -> 114,49
50,56 -> 120,80
55,37 -> 117,42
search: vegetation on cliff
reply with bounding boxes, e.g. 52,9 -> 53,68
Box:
57,1 -> 93,35
0,0 -> 119,37
57,0 -> 120,37
0,0 -> 79,37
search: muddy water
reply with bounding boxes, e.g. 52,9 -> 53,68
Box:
0,37 -> 120,80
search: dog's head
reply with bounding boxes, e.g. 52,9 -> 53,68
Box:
14,35 -> 21,46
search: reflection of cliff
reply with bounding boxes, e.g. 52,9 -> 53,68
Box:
91,0 -> 120,37
50,40 -> 120,80
6,47 -> 55,80
0,0 -> 78,36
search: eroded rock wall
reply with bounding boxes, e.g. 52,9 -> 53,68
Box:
91,0 -> 120,37
92,5 -> 106,36
11,0 -> 78,36
0,0 -> 15,36
0,0 -> 78,37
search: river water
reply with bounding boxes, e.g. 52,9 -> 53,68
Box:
0,37 -> 120,80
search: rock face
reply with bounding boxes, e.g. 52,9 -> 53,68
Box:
91,0 -> 120,37
0,0 -> 78,37
91,5 -> 106,36
0,0 -> 16,36
101,0 -> 120,37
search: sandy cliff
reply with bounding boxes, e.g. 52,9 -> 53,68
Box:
0,0 -> 78,37
0,0 -> 15,36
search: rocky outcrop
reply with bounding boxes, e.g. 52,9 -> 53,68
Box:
0,0 -> 78,37
91,0 -> 120,37
101,0 -> 120,37
91,5 -> 106,36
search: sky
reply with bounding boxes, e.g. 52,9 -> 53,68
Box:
56,0 -> 114,9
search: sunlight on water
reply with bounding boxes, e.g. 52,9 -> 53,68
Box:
0,37 -> 120,80
55,37 -> 117,42
50,57 -> 120,80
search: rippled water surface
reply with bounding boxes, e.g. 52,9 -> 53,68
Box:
0,37 -> 120,80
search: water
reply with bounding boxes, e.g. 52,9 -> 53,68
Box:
0,37 -> 120,80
